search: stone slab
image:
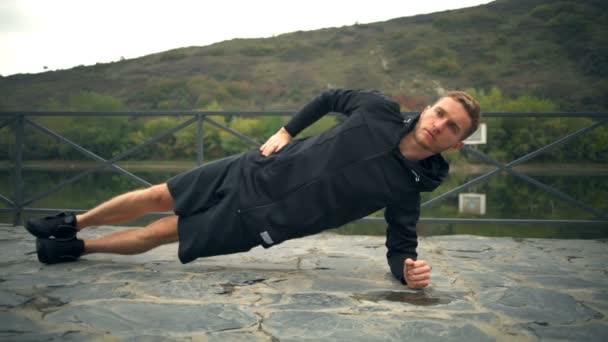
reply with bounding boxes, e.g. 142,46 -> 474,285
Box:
0,225 -> 606,341
479,287 -> 602,324
0,290 -> 30,307
524,322 -> 608,341
263,311 -> 494,342
44,302 -> 259,336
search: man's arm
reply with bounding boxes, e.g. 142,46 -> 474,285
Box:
260,89 -> 361,156
283,88 -> 361,137
385,193 -> 431,289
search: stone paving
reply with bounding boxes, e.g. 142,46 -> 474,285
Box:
1,223 -> 607,341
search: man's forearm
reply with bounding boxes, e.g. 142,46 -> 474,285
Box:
284,93 -> 332,137
284,89 -> 358,136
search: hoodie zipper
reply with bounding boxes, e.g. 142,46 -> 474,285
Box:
411,169 -> 420,183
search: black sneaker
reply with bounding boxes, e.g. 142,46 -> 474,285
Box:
36,237 -> 84,264
26,212 -> 77,239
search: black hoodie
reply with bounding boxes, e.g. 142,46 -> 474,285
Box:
236,89 -> 449,283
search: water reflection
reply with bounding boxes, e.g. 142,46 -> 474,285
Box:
1,169 -> 606,238
353,290 -> 465,306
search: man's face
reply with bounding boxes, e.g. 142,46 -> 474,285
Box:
412,97 -> 472,154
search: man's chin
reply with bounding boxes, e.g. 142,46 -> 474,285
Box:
413,134 -> 444,155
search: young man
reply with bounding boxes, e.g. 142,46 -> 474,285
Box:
26,89 -> 480,289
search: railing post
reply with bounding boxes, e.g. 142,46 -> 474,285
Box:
13,114 -> 24,226
197,114 -> 205,166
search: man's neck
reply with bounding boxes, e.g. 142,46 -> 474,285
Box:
399,133 -> 435,161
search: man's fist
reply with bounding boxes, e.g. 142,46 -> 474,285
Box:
404,258 -> 431,289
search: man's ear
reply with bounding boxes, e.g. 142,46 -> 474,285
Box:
451,141 -> 464,150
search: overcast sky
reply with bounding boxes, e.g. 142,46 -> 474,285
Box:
1,0 -> 492,76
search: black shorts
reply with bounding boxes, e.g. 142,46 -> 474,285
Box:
166,154 -> 261,263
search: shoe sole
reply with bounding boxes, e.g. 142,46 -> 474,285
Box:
36,238 -> 50,263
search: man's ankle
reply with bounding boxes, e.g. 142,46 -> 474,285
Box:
75,214 -> 85,230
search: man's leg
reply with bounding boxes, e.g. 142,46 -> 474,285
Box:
76,183 -> 174,231
33,183 -> 178,264
83,215 -> 178,255
26,183 -> 175,239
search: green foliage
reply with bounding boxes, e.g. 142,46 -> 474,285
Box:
239,44 -> 276,57
1,0 -> 607,112
3,84 -> 606,165
460,87 -> 607,163
1,0 -> 607,165
127,79 -> 195,109
128,117 -> 182,159
527,1 -> 608,77
426,57 -> 461,76
467,87 -> 557,112
432,7 -> 504,31
277,42 -> 323,62
159,50 -> 187,62
62,90 -> 124,111
405,46 -> 434,62
529,2 -> 588,21
18,91 -> 130,160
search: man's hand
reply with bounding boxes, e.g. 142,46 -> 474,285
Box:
260,127 -> 293,157
404,258 -> 431,289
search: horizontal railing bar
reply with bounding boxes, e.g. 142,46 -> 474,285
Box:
1,111 -> 606,118
0,111 -> 298,117
363,217 -> 608,225
480,113 -> 608,118
5,207 -> 606,226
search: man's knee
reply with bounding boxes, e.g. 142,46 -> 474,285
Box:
143,215 -> 179,244
146,183 -> 174,211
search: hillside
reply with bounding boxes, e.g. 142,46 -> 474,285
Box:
1,0 -> 607,112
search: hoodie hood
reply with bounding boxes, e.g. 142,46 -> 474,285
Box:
415,154 -> 450,190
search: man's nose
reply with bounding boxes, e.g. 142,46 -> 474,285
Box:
433,118 -> 448,133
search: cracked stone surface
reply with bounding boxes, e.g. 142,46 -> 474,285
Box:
45,302 -> 259,336
523,322 -> 608,341
479,287 -> 602,324
1,224 -> 607,341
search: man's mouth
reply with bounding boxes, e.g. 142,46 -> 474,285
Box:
424,129 -> 435,140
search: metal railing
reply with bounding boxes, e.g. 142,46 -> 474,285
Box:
1,111 -> 607,227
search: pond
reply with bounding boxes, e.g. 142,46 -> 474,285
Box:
1,166 -> 606,239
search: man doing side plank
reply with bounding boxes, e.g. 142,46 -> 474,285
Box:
26,89 -> 480,289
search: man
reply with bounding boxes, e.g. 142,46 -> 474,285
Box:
27,89 -> 480,289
